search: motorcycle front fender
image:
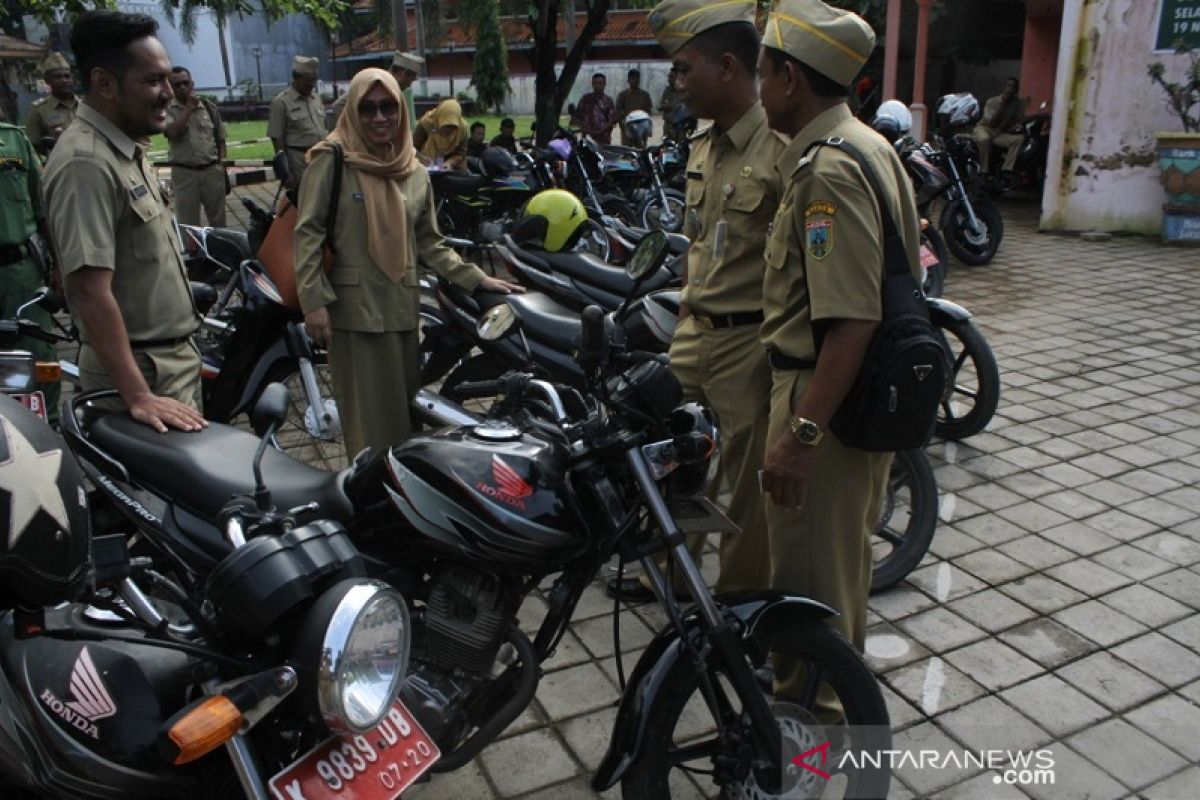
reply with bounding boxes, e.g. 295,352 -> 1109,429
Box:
926,296 -> 972,325
591,591 -> 835,791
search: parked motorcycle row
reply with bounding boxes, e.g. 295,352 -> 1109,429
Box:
0,111 -> 1005,798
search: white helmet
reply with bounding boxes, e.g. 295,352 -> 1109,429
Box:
622,110 -> 653,148
935,93 -> 981,130
871,100 -> 913,140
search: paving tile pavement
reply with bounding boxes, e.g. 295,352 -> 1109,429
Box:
219,189 -> 1200,797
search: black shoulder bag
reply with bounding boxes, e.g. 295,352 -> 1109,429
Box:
803,137 -> 947,452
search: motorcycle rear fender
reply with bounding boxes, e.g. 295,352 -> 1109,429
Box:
227,336 -> 294,419
591,591 -> 835,791
926,297 -> 972,324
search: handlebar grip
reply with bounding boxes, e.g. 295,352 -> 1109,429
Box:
578,305 -> 607,361
452,380 -> 502,399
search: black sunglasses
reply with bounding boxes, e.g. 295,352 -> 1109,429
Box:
358,99 -> 401,118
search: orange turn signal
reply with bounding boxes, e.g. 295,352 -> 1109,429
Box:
34,362 -> 61,383
164,694 -> 244,764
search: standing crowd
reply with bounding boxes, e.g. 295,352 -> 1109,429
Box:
4,0 -> 922,717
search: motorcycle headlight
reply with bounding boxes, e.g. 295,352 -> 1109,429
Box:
294,579 -> 410,735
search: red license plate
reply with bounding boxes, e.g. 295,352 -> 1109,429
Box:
269,701 -> 440,800
15,391 -> 46,420
919,244 -> 940,270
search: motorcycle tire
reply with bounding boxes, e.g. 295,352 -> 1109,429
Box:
261,362 -> 348,471
921,227 -> 949,299
872,448 -> 938,593
620,620 -> 891,799
935,317 -> 1001,441
940,196 -> 1003,266
598,194 -> 640,228
637,188 -> 686,234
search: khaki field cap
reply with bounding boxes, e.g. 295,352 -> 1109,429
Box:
41,51 -> 70,75
648,0 -> 756,56
764,0 -> 875,86
292,55 -> 320,77
391,51 -> 425,74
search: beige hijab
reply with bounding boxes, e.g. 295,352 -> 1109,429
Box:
309,69 -> 417,282
418,99 -> 467,160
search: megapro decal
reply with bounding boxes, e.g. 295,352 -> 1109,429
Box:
94,474 -> 160,524
475,455 -> 533,511
39,648 -> 118,739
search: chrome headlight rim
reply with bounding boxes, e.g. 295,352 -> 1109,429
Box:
310,579 -> 410,736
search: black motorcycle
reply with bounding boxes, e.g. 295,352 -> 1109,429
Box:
0,386 -> 416,800
59,235 -> 892,799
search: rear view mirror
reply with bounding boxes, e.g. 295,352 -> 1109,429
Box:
626,230 -> 669,280
0,353 -> 37,393
251,382 -> 289,434
477,304 -> 517,341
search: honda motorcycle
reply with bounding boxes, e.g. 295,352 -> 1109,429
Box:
59,234 -> 893,798
0,386 -> 416,800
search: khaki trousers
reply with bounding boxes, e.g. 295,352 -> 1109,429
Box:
765,367 -> 891,705
286,150 -> 310,190
642,317 -> 771,594
79,339 -> 203,413
328,328 -> 420,461
972,126 -> 1022,173
171,165 -> 227,228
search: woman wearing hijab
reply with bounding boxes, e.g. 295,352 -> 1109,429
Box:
412,98 -> 469,170
294,69 -> 521,460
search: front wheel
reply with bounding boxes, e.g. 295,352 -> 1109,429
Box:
638,188 -> 686,233
621,621 -> 891,799
262,361 -> 347,471
940,196 -> 1003,266
935,318 -> 1001,441
872,448 -> 938,593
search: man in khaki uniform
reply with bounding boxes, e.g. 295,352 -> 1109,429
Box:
973,77 -> 1024,174
614,69 -> 653,146
757,0 -> 921,703
329,51 -> 424,133
43,10 -> 204,434
25,52 -> 78,154
608,0 -> 786,602
268,55 -> 324,189
165,66 -> 227,226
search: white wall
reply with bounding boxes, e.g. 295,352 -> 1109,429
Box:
120,1 -> 231,90
1042,0 -> 1191,234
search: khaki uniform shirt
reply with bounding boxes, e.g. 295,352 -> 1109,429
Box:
615,87 -> 654,120
761,105 -> 921,360
267,86 -> 325,150
25,94 -> 78,145
294,151 -> 484,332
42,102 -> 199,345
0,123 -> 41,246
682,103 -> 787,316
165,98 -> 225,165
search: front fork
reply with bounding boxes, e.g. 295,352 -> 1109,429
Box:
945,158 -> 983,234
624,448 -> 784,778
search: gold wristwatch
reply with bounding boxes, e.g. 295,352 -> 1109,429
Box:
788,416 -> 823,446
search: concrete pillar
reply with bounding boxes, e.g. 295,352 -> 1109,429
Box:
911,0 -> 935,141
883,0 -> 902,101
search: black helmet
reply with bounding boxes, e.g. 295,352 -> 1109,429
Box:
0,394 -> 90,608
666,402 -> 719,498
481,146 -> 519,178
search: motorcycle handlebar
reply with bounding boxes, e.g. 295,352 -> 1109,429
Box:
452,379 -> 504,399
577,305 -> 607,362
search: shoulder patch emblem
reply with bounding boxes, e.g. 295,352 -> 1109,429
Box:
805,201 -> 838,218
740,165 -> 752,178
806,219 -> 833,261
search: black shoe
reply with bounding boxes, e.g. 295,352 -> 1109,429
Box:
605,577 -> 693,603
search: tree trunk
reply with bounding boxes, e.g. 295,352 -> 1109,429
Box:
531,0 -> 610,145
393,0 -> 409,52
216,12 -> 233,100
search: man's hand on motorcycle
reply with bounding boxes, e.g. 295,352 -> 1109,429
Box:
305,307 -> 333,349
129,393 -> 207,434
478,276 -> 525,294
761,433 -> 816,509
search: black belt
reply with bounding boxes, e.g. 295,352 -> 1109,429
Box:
286,145 -> 314,150
127,332 -> 195,351
690,310 -> 764,330
767,347 -> 816,371
0,243 -> 29,266
170,161 -> 221,170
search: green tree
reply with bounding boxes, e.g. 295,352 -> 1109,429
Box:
467,0 -> 508,111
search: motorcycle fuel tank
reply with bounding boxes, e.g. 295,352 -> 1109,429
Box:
379,424 -> 588,570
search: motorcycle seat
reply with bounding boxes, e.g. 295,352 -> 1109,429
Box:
430,171 -> 489,195
506,292 -> 582,348
88,414 -> 353,525
543,249 -> 675,298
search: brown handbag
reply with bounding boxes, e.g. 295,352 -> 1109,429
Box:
257,144 -> 343,309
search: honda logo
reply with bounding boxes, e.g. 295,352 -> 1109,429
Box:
39,647 -> 117,739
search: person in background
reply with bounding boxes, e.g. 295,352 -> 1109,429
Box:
268,55 -> 324,189
0,122 -> 60,424
164,66 -> 227,227
973,77 -> 1024,175
615,68 -> 654,146
329,51 -> 425,133
490,117 -> 518,153
573,73 -> 616,144
43,10 -> 205,433
413,98 -> 469,171
659,67 -> 683,141
757,0 -> 920,710
25,52 -> 78,155
467,120 -> 487,158
294,69 -> 521,460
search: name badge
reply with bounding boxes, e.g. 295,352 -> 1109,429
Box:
352,192 -> 364,201
130,184 -> 149,200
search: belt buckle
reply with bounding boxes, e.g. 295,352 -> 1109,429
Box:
693,314 -> 714,331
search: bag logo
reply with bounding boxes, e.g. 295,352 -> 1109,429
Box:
474,456 -> 533,510
39,647 -> 117,739
913,364 -> 934,382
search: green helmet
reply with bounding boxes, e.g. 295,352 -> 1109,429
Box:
514,189 -> 588,252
